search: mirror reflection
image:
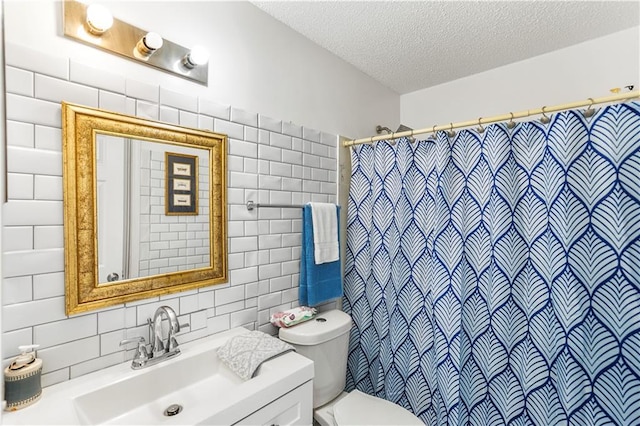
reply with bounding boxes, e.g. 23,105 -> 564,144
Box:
95,135 -> 211,284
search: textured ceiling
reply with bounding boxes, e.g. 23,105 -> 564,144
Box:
252,1 -> 640,94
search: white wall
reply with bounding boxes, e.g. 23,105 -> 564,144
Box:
401,26 -> 640,129
4,1 -> 399,138
2,41 -> 340,385
0,0 -> 6,415
1,0 -> 363,387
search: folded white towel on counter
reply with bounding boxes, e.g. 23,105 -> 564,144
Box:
216,331 -> 295,380
309,202 -> 339,264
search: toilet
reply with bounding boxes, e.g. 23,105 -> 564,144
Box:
279,310 -> 424,426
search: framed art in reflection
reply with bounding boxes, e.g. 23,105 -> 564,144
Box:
166,152 -> 198,215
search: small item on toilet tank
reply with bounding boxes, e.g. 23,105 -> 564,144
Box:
4,345 -> 43,411
270,306 -> 317,328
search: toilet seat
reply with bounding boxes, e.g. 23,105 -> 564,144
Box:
332,390 -> 424,425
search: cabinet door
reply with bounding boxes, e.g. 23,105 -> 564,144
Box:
235,381 -> 313,426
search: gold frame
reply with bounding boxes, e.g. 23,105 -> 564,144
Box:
62,102 -> 227,315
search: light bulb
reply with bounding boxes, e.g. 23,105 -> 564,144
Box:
136,32 -> 163,56
86,4 -> 113,35
183,45 -> 209,69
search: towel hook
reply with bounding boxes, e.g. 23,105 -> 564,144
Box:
507,112 -> 516,129
583,97 -> 596,118
540,106 -> 551,124
476,117 -> 485,134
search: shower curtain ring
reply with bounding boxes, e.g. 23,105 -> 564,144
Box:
447,123 -> 456,138
583,98 -> 596,118
507,112 -> 516,129
476,117 -> 485,133
540,106 -> 551,124
431,125 -> 438,140
409,129 -> 417,144
389,132 -> 396,146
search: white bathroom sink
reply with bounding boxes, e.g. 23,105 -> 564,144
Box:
73,341 -> 243,424
3,328 -> 314,425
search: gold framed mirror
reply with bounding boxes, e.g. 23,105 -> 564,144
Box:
62,102 -> 227,315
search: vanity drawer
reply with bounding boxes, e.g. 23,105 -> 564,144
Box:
235,380 -> 313,426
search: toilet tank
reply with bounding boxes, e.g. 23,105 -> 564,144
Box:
279,310 -> 352,408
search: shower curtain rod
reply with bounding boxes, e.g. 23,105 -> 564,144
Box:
343,91 -> 640,147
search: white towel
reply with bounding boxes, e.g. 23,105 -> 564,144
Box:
309,202 -> 339,264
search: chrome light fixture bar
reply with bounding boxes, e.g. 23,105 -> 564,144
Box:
63,0 -> 208,85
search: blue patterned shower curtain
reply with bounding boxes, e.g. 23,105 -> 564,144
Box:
344,101 -> 640,425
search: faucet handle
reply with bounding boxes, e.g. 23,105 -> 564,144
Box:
120,337 -> 149,368
178,322 -> 190,332
120,336 -> 145,347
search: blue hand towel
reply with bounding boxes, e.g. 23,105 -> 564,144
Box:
299,204 -> 342,306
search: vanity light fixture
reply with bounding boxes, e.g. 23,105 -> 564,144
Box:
63,0 -> 208,85
183,45 -> 210,69
136,32 -> 164,57
85,4 -> 113,35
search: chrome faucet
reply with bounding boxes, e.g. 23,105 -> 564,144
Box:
150,305 -> 181,356
120,305 -> 189,370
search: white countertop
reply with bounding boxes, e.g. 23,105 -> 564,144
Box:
3,328 -> 314,425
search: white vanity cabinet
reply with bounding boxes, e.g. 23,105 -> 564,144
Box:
235,381 -> 313,426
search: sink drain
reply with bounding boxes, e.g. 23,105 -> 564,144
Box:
164,404 -> 183,417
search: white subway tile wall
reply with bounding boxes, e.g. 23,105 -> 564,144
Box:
1,43 -> 338,387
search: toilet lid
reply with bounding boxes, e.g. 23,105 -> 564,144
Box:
333,390 -> 424,425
